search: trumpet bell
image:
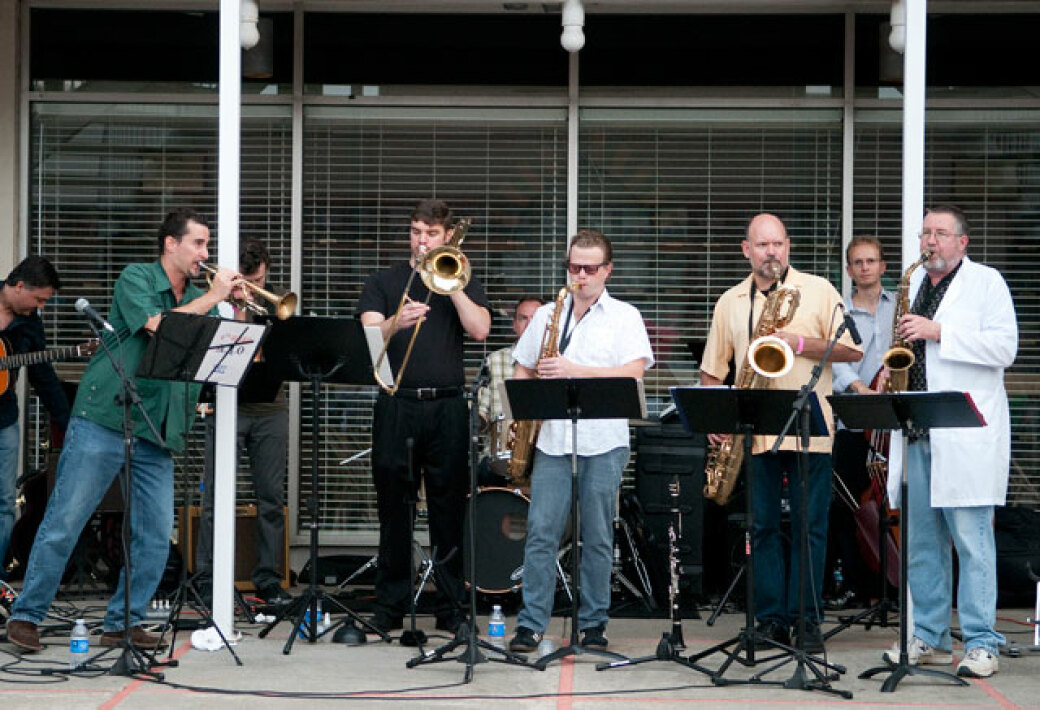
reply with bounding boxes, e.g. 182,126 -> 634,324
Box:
748,334 -> 795,379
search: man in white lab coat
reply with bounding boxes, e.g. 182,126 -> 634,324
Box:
881,205 -> 1018,679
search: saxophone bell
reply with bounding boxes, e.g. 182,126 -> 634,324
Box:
747,335 -> 795,379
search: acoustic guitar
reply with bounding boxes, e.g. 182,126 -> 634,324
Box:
0,338 -> 99,395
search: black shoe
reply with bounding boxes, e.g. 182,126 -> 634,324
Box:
580,625 -> 609,650
435,612 -> 463,633
792,620 -> 825,654
366,613 -> 403,634
753,620 -> 790,650
257,583 -> 292,605
509,626 -> 542,653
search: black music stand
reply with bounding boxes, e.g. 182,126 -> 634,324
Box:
831,391 -> 981,693
138,312 -> 266,666
504,377 -> 645,669
671,387 -> 833,684
255,316 -> 390,654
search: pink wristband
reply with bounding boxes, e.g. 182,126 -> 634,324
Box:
796,336 -> 805,355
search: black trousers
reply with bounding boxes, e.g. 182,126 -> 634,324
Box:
829,428 -> 874,598
371,393 -> 469,619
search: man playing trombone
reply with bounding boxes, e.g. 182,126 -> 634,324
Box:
357,199 -> 491,635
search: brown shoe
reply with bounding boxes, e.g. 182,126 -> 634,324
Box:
100,626 -> 168,650
6,620 -> 43,652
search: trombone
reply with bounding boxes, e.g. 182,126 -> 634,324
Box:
198,262 -> 298,320
373,218 -> 472,395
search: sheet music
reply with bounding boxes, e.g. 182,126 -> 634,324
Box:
198,321 -> 267,386
364,325 -> 394,387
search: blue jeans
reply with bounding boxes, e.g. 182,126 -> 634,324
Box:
750,451 -> 832,625
907,440 -> 1004,655
0,422 -> 19,565
517,446 -> 628,634
11,417 -> 174,632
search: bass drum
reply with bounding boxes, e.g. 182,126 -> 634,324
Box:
463,487 -> 529,595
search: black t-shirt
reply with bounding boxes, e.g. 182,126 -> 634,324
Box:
356,262 -> 491,389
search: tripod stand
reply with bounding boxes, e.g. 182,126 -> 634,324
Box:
407,363 -> 536,681
832,391 -> 981,692
676,387 -> 811,677
85,316 -> 171,678
824,492 -> 899,639
137,312 -> 264,665
504,376 -> 645,670
257,317 -> 388,652
597,469 -> 712,676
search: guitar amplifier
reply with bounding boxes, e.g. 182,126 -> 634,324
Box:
178,504 -> 290,591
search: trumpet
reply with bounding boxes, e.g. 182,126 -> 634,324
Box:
198,262 -> 298,320
373,218 -> 471,395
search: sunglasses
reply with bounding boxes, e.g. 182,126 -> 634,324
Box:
564,261 -> 607,276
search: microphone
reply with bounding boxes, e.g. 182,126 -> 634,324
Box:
839,304 -> 863,345
74,298 -> 115,334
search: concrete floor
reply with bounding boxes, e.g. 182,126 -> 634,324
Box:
1,597 -> 1037,709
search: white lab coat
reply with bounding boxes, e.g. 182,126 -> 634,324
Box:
886,256 -> 1018,507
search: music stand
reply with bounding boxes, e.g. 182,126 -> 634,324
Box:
255,316 -> 389,654
671,387 -> 833,683
504,377 -> 645,669
138,312 -> 266,666
831,391 -> 982,693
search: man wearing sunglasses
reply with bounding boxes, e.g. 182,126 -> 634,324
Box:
700,212 -> 861,654
508,229 -> 654,653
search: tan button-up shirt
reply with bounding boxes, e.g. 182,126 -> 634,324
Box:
700,266 -> 860,454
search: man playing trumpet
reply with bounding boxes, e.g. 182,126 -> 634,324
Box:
7,208 -> 238,653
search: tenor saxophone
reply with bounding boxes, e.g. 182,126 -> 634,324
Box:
702,280 -> 800,505
507,284 -> 578,485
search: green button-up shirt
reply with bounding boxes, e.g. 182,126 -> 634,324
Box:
72,260 -> 213,453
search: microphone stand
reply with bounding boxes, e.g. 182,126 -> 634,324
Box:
86,319 -> 168,679
407,361 -> 536,680
749,315 -> 850,698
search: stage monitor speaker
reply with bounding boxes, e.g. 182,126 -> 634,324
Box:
634,422 -> 706,605
178,504 -> 290,591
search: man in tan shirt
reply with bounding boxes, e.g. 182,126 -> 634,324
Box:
701,212 -> 861,653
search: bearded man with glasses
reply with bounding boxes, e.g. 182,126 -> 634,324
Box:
507,229 -> 654,653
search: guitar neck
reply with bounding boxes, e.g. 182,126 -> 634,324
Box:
0,344 -> 86,371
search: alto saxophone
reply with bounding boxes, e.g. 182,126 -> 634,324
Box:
880,251 -> 930,393
507,284 -> 579,484
703,278 -> 800,505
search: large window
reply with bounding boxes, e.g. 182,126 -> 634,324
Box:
301,106 -> 568,535
854,109 -> 1040,506
579,109 -> 845,412
27,102 -> 293,511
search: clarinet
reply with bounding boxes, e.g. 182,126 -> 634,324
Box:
667,476 -> 686,650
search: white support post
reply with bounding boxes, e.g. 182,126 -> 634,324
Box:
902,0 -> 927,269
213,0 -> 243,634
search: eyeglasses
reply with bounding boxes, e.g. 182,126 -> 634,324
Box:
564,261 -> 607,276
918,230 -> 962,241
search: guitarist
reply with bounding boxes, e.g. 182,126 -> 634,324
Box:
0,256 -> 70,572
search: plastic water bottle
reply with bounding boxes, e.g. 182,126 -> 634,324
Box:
69,618 -> 89,670
488,605 -> 506,649
536,637 -> 556,659
833,559 -> 846,598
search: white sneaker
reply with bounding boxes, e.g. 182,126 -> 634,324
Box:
956,648 -> 999,678
883,637 -> 954,666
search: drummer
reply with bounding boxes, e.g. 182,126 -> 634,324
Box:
477,295 -> 543,487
